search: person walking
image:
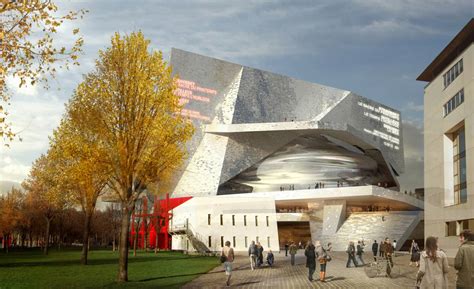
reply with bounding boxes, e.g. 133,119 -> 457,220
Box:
267,249 -> 275,267
346,241 -> 358,268
289,241 -> 298,266
285,242 -> 289,257
316,240 -> 329,282
393,240 -> 397,252
256,241 -> 264,267
454,229 -> 474,289
416,236 -> 449,289
372,240 -> 379,261
410,240 -> 420,266
379,239 -> 385,257
383,237 -> 394,276
356,240 -> 365,265
305,240 -> 316,281
221,240 -> 234,287
248,241 -> 258,270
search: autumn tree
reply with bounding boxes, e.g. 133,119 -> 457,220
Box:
48,117 -> 110,264
66,32 -> 194,282
0,0 -> 86,142
0,187 -> 23,253
22,153 -> 71,254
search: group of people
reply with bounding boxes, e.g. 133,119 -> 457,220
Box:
219,230 -> 474,288
346,240 -> 372,267
276,207 -> 309,213
248,241 -> 274,270
415,229 -> 473,289
303,240 -> 332,282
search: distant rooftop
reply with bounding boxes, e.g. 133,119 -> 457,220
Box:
417,18 -> 474,82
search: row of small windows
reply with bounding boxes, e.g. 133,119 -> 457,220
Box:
210,236 -> 271,248
208,214 -> 270,227
443,59 -> 463,88
443,89 -> 464,117
446,218 -> 473,236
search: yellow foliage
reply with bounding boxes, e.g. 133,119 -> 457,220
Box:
0,0 -> 87,143
66,31 -> 194,206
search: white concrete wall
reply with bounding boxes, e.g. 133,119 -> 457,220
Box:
170,196 -> 280,252
424,43 -> 474,257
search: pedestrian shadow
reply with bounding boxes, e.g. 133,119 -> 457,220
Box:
137,270 -> 223,282
233,281 -> 261,286
326,276 -> 345,281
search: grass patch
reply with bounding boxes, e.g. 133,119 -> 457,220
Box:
0,248 -> 219,289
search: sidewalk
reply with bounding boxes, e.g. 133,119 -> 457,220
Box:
182,251 -> 458,289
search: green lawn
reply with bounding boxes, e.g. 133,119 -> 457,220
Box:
0,249 -> 219,289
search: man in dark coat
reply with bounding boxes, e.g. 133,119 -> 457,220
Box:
285,242 -> 289,257
304,241 -> 316,281
356,240 -> 365,265
346,241 -> 358,268
256,242 -> 264,267
372,240 -> 378,261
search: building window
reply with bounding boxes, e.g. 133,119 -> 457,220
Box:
267,236 -> 270,248
232,215 -> 235,226
255,216 -> 258,226
443,89 -> 464,117
256,236 -> 259,243
233,236 -> 236,247
220,236 -> 224,248
208,236 -> 212,247
446,221 -> 457,236
266,216 -> 269,227
453,126 -> 467,204
460,219 -> 474,231
220,214 -> 223,226
245,236 -> 248,248
443,59 -> 463,88
244,215 -> 247,226
208,214 -> 211,225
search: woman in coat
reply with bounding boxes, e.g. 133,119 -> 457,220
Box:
417,236 -> 449,289
410,240 -> 420,267
315,241 -> 328,282
304,240 -> 316,281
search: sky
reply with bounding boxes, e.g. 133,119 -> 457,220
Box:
1,0 -> 473,192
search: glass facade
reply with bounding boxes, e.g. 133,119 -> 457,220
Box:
453,126 -> 467,204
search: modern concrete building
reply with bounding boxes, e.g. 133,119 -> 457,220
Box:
417,18 -> 474,257
168,48 -> 423,252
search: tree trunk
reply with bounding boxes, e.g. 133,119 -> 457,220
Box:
143,220 -> 148,252
5,234 -> 9,254
117,206 -> 132,282
154,224 -> 159,254
81,213 -> 92,265
44,217 -> 51,255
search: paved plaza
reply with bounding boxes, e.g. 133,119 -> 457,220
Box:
183,251 -> 458,289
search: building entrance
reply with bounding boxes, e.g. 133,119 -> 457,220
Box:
277,221 -> 311,249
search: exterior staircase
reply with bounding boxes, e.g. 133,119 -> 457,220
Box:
317,211 -> 422,251
169,223 -> 211,254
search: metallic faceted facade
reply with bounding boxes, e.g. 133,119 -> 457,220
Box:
170,48 -> 404,197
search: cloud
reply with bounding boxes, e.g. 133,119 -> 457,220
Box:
6,76 -> 39,97
0,158 -> 31,183
405,101 -> 424,112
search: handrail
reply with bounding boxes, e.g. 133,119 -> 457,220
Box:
169,222 -> 209,252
